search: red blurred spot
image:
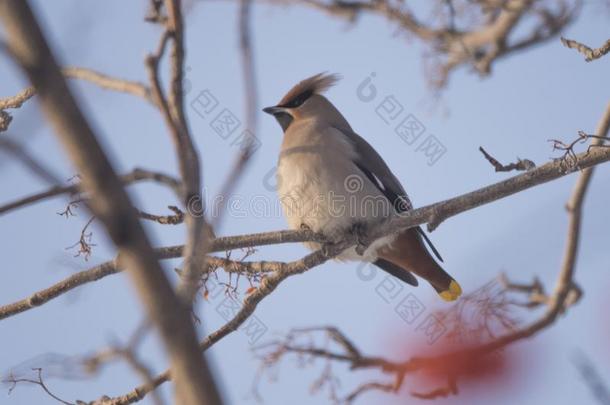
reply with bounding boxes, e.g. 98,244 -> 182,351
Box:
377,295 -> 535,402
410,340 -> 514,393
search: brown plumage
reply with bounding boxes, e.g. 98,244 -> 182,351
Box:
277,72 -> 341,107
377,229 -> 461,301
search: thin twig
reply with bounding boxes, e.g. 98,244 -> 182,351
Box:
2,142 -> 610,321
6,109 -> 610,403
0,67 -> 153,112
4,368 -> 74,405
549,130 -> 610,168
80,323 -> 164,405
62,67 -> 154,102
94,108 -> 610,402
0,228 -> 324,321
0,87 -> 35,109
145,1 -> 211,306
214,0 -> 259,225
571,351 -> 610,405
0,3 -> 221,405
0,167 -> 180,216
479,146 -> 536,172
96,240 -> 354,405
137,206 -> 185,225
239,101 -> 610,403
65,215 -> 97,260
283,0 -> 580,88
561,37 -> 610,62
0,137 -> 63,184
0,110 -> 11,131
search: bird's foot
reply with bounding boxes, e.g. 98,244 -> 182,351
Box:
299,223 -> 312,232
350,222 -> 370,256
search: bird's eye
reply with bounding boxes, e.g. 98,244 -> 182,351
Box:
293,96 -> 306,106
285,90 -> 312,108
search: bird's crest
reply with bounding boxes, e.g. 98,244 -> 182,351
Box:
278,72 -> 341,106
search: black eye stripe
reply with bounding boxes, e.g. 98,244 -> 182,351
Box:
281,90 -> 313,108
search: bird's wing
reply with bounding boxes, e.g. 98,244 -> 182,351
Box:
374,259 -> 419,286
332,126 -> 444,262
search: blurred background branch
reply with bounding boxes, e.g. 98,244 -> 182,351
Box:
278,0 -> 582,88
0,0 -> 608,403
561,37 -> 610,61
0,1 -> 222,404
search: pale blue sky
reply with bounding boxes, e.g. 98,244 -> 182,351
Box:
1,1 -> 609,404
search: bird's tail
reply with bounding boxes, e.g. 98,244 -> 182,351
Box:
377,228 -> 462,302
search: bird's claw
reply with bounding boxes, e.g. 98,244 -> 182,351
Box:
351,223 -> 370,256
300,223 -> 312,232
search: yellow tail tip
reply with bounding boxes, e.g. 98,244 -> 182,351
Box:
438,280 -> 462,302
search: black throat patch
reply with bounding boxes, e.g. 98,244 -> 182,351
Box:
274,111 -> 294,132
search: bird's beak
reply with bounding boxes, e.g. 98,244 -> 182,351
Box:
262,106 -> 285,115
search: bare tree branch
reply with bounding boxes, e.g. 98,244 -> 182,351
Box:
0,258 -> 119,321
94,239 -> 354,405
0,137 -> 62,184
95,105 -> 610,403
0,109 -> 11,131
2,137 -> 610,321
81,323 -> 165,405
0,70 -> 145,134
145,0 -> 166,24
479,146 -> 536,172
549,130 -> 610,167
0,86 -> 35,131
4,368 -> 73,405
3,1 -> 604,404
411,376 -> 458,400
144,0 -> 210,305
249,101 -> 610,402
0,228 -> 324,321
0,67 -> 153,129
0,86 -> 35,109
561,37 -> 610,61
137,205 -> 185,225
281,0 -> 581,87
66,215 -> 97,260
0,2 -> 222,404
214,0 -> 259,224
0,168 -> 180,216
62,67 -> 153,102
572,351 -> 610,405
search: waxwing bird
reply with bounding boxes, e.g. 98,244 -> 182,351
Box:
263,73 -> 462,301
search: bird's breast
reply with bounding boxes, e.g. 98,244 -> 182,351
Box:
276,140 -> 390,240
